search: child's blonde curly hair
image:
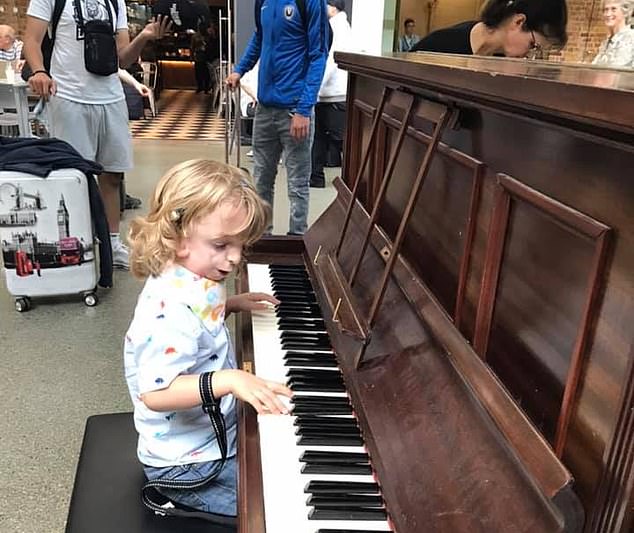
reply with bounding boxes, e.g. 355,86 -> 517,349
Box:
128,159 -> 270,279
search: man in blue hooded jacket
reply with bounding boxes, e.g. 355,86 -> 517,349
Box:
226,0 -> 329,235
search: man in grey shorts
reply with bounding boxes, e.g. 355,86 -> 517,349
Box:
23,0 -> 169,269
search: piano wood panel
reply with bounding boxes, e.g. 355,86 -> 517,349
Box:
305,189 -> 574,531
336,52 -> 634,531
474,174 -> 612,456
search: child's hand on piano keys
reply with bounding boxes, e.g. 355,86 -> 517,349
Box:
226,292 -> 280,314
220,369 -> 292,415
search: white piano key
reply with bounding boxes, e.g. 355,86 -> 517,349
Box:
258,416 -> 390,533
248,264 -> 392,533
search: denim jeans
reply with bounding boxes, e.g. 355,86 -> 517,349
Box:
144,455 -> 237,516
253,104 -> 314,235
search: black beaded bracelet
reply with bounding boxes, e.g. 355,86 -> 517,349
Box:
29,69 -> 51,79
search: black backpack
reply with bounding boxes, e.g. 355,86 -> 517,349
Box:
22,0 -> 119,81
254,0 -> 333,52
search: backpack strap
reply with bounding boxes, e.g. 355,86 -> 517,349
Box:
49,0 -> 117,44
254,0 -> 263,35
50,0 -> 66,43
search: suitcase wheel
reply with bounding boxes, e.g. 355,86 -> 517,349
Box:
83,292 -> 99,307
15,297 -> 31,313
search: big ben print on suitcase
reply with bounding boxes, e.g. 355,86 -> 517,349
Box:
0,169 -> 99,311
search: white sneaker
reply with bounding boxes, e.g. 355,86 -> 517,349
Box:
112,239 -> 129,270
246,150 -> 253,158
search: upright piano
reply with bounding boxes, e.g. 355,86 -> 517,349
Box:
235,53 -> 634,533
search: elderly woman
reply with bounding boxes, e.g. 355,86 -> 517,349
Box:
0,25 -> 24,69
410,0 -> 567,58
592,0 -> 634,67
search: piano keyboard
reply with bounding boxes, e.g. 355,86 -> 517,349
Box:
248,263 -> 393,533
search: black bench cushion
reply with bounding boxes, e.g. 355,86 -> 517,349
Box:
65,412 -> 235,533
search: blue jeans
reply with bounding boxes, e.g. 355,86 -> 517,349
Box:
144,455 -> 237,516
253,104 -> 314,235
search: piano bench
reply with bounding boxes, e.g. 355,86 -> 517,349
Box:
65,412 -> 234,533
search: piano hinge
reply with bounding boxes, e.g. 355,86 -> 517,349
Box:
243,361 -> 253,374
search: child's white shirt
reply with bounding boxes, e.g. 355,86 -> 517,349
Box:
124,265 -> 237,467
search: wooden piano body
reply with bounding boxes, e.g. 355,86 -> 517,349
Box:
236,53 -> 634,533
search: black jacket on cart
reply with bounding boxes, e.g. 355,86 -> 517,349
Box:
0,137 -> 113,288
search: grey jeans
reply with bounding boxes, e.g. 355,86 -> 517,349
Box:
253,104 -> 314,235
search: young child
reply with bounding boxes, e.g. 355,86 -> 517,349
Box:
124,159 -> 292,519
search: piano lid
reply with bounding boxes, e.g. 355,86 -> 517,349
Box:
334,51 -> 634,138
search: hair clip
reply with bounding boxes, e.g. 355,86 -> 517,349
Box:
170,208 -> 184,223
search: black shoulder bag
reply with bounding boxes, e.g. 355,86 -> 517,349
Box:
73,0 -> 119,76
140,371 -> 237,527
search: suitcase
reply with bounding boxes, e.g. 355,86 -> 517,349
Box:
123,84 -> 144,120
0,169 -> 99,312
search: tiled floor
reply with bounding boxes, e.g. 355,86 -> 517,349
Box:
129,90 -> 225,141
0,138 -> 339,533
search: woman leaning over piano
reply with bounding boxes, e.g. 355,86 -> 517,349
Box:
409,0 -> 568,59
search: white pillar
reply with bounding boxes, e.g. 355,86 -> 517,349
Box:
351,0 -> 397,55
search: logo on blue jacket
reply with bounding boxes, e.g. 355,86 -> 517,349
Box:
284,4 -> 295,19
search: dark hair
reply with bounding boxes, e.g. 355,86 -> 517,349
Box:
404,18 -> 415,27
480,0 -> 568,46
327,0 -> 346,11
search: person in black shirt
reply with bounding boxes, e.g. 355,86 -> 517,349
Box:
410,0 -> 567,57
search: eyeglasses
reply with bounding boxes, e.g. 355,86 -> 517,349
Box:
527,30 -> 544,60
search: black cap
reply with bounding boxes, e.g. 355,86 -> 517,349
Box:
327,0 -> 346,11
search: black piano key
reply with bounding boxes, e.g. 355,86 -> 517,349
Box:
279,319 -> 327,328
293,410 -> 354,418
308,508 -> 388,521
293,408 -> 354,418
269,264 -> 309,272
283,343 -> 333,351
279,316 -> 326,324
276,301 -> 319,308
272,279 -> 313,287
307,495 -> 383,507
292,405 -> 353,415
270,273 -> 311,282
285,358 -> 338,368
290,382 -> 346,393
288,377 -> 345,388
288,375 -> 345,385
279,323 -> 327,332
315,529 -> 390,533
295,419 -> 358,430
282,337 -> 332,346
285,351 -> 335,359
277,309 -> 322,319
276,308 -> 321,316
296,427 -> 361,438
281,332 -> 330,342
292,396 -> 349,405
275,294 -> 318,303
298,435 -> 363,446
276,303 -> 321,310
300,451 -> 369,463
287,368 -> 342,377
274,287 -> 316,295
281,329 -> 329,338
305,481 -> 380,494
301,463 -> 373,475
